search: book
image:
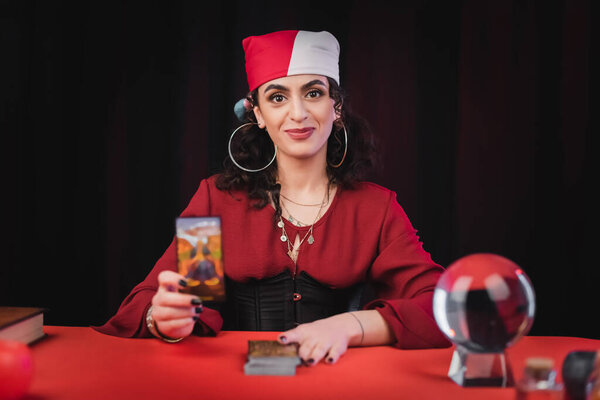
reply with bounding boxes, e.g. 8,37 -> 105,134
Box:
176,217 -> 225,302
244,340 -> 301,376
0,307 -> 46,344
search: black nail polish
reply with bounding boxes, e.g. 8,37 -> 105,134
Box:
307,358 -> 314,365
191,298 -> 202,305
279,336 -> 287,343
178,279 -> 188,287
193,316 -> 199,321
327,357 -> 334,363
195,306 -> 203,314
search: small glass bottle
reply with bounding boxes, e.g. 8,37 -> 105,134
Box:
516,357 -> 564,400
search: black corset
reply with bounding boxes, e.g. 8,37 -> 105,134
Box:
214,269 -> 364,331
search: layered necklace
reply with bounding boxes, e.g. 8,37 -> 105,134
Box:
277,186 -> 329,263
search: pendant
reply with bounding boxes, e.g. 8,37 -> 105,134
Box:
307,234 -> 314,244
277,220 -> 284,228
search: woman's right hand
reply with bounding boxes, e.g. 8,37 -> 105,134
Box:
151,270 -> 203,339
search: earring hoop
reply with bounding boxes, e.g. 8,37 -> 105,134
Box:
228,122 -> 277,173
328,124 -> 348,168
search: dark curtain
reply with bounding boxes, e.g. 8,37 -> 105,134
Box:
1,0 -> 596,338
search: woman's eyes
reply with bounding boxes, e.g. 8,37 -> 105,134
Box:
268,89 -> 323,103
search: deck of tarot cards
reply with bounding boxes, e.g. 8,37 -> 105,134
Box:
244,340 -> 301,376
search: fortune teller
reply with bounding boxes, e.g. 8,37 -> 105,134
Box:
96,30 -> 451,364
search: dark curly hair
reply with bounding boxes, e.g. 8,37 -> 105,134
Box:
215,77 -> 378,223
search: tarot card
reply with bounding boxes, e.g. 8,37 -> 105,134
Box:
176,217 -> 225,302
244,340 -> 301,376
247,340 -> 299,358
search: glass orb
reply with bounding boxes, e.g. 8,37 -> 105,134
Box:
433,253 -> 535,353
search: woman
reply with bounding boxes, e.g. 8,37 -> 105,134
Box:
95,30 -> 450,365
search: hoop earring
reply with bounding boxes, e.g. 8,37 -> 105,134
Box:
228,122 -> 277,173
328,124 -> 348,168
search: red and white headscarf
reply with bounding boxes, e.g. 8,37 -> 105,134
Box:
242,30 -> 340,92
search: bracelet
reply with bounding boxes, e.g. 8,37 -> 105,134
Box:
146,305 -> 184,343
349,312 -> 365,345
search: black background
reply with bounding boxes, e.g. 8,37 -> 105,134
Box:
1,0 -> 597,338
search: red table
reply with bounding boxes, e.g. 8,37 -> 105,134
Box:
24,326 -> 600,400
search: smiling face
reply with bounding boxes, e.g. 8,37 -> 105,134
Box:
253,74 -> 338,164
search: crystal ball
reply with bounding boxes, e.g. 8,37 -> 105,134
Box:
433,253 -> 535,353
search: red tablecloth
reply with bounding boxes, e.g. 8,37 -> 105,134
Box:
24,326 -> 600,400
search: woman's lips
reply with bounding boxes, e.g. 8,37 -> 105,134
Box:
285,128 -> 314,139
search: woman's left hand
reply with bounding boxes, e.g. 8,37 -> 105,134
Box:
277,313 -> 363,366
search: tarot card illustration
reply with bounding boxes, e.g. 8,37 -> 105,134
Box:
176,217 -> 225,301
